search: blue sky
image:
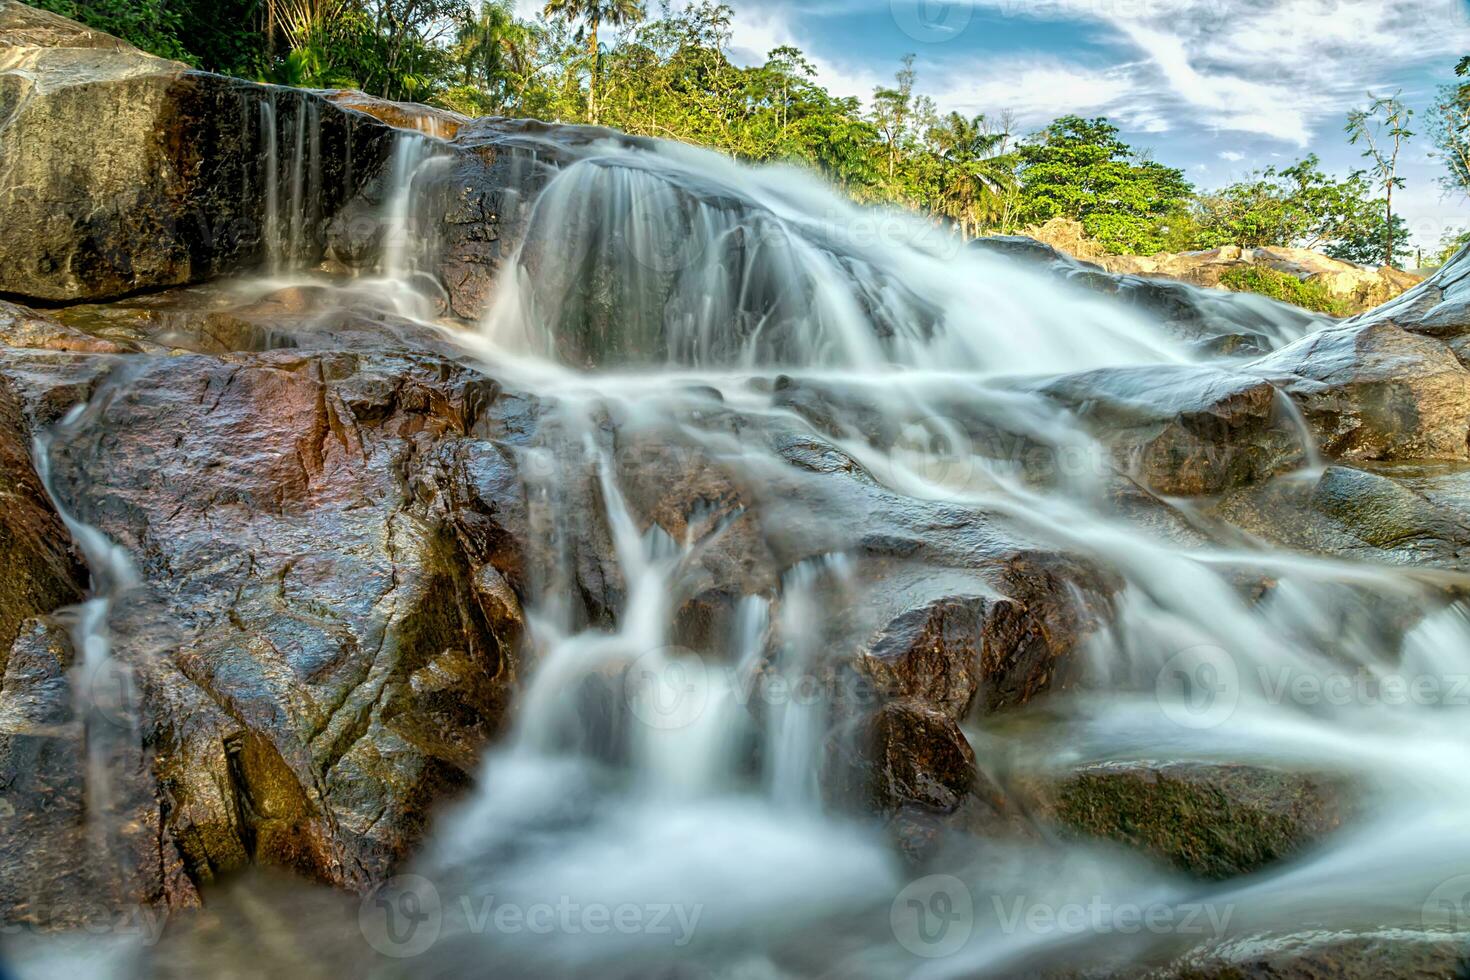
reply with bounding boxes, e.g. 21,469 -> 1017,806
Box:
520,0 -> 1470,252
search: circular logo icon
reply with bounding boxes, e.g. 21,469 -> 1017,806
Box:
880,415 -> 976,491
891,874 -> 974,958
1424,874 -> 1470,930
81,653 -> 137,730
1156,644 -> 1240,730
359,874 -> 442,958
625,646 -> 710,731
891,0 -> 975,43
627,179 -> 709,276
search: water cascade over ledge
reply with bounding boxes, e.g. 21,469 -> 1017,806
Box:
9,99 -> 1470,980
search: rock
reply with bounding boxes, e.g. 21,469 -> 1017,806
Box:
973,236 -> 1325,353
321,89 -> 469,139
0,373 -> 86,664
1351,242 -> 1470,345
1015,762 -> 1354,880
1249,321 -> 1470,461
1211,464 -> 1470,568
1144,931 -> 1470,980
0,0 -> 394,302
1011,217 -> 1422,315
0,299 -> 133,353
1031,365 -> 1307,496
0,297 -> 529,911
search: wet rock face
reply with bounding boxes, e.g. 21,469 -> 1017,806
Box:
0,295 -> 528,913
1212,463 -> 1470,568
0,374 -> 86,664
1015,762 -> 1354,880
1142,932 -> 1470,980
1033,365 -> 1307,496
1251,321 -> 1470,461
0,1 -> 393,302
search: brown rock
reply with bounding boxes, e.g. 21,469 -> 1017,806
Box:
1015,762 -> 1354,880
1250,321 -> 1470,461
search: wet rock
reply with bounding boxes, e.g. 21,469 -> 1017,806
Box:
0,373 -> 86,663
1143,931 -> 1470,980
1032,366 -> 1306,496
1249,321 -> 1470,461
1211,464 -> 1470,568
973,235 -> 1325,351
321,89 -> 468,139
1351,242 -> 1470,343
0,311 -> 529,908
1015,762 -> 1354,880
0,1 -> 394,302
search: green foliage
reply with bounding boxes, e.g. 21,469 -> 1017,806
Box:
1324,211 -> 1412,267
27,0 -> 193,61
1437,228 -> 1470,267
1429,78 -> 1470,197
1190,156 -> 1376,251
25,0 -> 1436,266
1218,266 -> 1349,316
1014,116 -> 1193,254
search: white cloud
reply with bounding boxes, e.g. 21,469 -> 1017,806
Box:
1219,151 -> 1245,161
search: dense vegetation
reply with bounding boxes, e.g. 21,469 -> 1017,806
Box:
28,0 -> 1469,269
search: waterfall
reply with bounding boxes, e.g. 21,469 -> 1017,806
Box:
379,133 -> 446,283
259,98 -> 280,274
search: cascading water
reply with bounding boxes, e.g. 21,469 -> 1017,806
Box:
423,132 -> 1470,977
21,123 -> 1468,980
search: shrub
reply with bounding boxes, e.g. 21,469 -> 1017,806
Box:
1218,266 -> 1349,316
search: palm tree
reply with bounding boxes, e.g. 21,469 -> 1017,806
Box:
929,111 -> 1019,237
455,2 -> 531,111
542,0 -> 644,124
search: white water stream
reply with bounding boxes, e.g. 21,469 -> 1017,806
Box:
20,125 -> 1470,978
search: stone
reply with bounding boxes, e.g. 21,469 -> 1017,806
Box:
0,0 -> 394,302
1014,762 -> 1355,880
1249,321 -> 1470,461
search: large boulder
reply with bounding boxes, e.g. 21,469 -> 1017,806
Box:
1014,762 -> 1356,880
0,0 -> 393,302
1030,365 -> 1307,496
1249,321 -> 1470,461
0,291 -> 528,922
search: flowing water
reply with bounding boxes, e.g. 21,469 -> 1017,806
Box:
22,124 -> 1470,978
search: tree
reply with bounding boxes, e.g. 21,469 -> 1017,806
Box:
1429,77 -> 1470,198
542,0 -> 644,124
869,55 -> 933,186
1346,91 -> 1413,267
926,112 -> 1018,237
1191,156 -> 1376,252
1324,211 -> 1412,267
1015,116 -> 1193,254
